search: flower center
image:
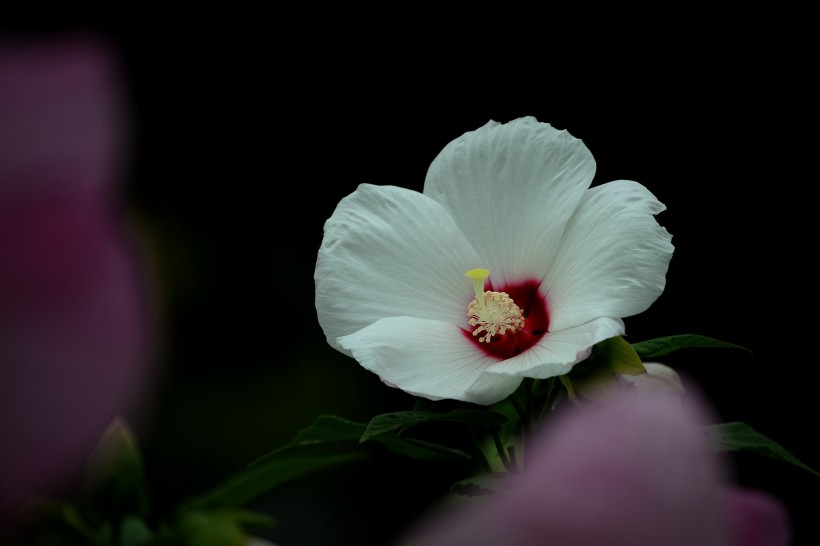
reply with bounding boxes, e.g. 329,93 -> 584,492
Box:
463,268 -> 549,360
465,268 -> 526,343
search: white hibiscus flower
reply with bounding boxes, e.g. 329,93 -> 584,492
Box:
315,117 -> 674,405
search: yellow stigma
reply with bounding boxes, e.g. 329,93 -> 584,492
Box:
465,268 -> 525,343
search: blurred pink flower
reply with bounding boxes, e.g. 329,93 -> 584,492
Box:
397,388 -> 791,546
0,34 -> 153,524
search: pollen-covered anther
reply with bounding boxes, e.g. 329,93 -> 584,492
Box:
464,267 -> 526,342
467,291 -> 526,343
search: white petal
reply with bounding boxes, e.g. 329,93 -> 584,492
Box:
486,317 -> 625,378
315,184 -> 482,354
339,317 -> 522,405
544,180 -> 674,332
423,117 -> 595,285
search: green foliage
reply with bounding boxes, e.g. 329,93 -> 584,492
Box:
631,334 -> 751,359
563,335 -> 645,402
599,335 -> 647,375
118,516 -> 154,546
14,419 -> 273,546
14,333 -> 818,545
449,472 -> 512,497
155,509 -> 272,546
189,452 -> 368,510
82,419 -> 150,521
190,414 -> 473,512
361,409 -> 508,442
704,422 -> 820,478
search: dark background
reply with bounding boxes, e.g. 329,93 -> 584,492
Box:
23,24 -> 817,545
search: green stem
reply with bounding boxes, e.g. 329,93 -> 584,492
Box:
510,389 -> 527,421
469,428 -> 493,474
535,377 -> 556,426
508,444 -> 520,473
491,430 -> 517,473
509,394 -> 529,450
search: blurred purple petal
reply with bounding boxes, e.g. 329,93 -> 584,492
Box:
398,390 -> 791,546
0,35 -> 152,524
722,488 -> 792,546
0,34 -> 127,205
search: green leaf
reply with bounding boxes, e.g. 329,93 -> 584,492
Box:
169,509 -> 251,546
190,415 -> 471,510
83,417 -> 150,519
281,415 -> 472,463
190,415 -> 372,509
190,451 -> 369,509
559,374 -> 577,399
361,409 -> 508,442
373,434 -> 473,462
285,414 -> 370,445
562,336 -> 648,402
450,472 -> 511,497
631,334 -> 751,359
598,335 -> 646,375
561,337 -> 640,402
704,422 -> 820,478
60,503 -> 111,544
157,508 -> 274,546
118,516 -> 154,546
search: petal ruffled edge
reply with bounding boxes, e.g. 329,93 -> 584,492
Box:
544,179 -> 674,332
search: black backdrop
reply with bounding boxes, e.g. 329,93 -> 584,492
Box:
24,24 -> 814,545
